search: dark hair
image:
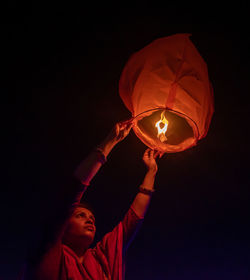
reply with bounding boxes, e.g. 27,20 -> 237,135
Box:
72,202 -> 95,217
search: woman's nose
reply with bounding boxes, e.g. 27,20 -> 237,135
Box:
86,219 -> 93,225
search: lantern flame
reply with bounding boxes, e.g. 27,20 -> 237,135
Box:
155,111 -> 168,142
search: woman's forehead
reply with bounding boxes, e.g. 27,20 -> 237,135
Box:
74,207 -> 95,217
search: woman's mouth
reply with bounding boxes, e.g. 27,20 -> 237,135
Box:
85,226 -> 94,231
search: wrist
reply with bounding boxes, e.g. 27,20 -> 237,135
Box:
139,185 -> 155,195
98,139 -> 117,157
140,183 -> 155,191
147,168 -> 157,176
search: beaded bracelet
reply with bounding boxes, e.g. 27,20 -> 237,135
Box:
95,147 -> 107,164
139,185 -> 155,195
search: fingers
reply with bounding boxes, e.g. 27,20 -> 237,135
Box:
120,121 -> 134,139
155,151 -> 164,158
154,150 -> 161,159
143,148 -> 151,157
143,149 -> 156,160
114,119 -> 134,142
143,148 -> 164,159
119,118 -> 135,130
115,123 -> 120,135
127,121 -> 135,130
150,149 -> 154,159
122,117 -> 134,125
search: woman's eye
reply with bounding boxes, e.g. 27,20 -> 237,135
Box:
77,213 -> 84,218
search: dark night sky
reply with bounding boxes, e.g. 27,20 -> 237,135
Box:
2,2 -> 250,279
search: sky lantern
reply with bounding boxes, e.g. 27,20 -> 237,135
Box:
119,33 -> 214,153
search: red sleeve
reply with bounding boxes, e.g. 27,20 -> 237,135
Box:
122,206 -> 144,250
24,178 -> 87,280
24,151 -> 106,279
93,207 -> 144,279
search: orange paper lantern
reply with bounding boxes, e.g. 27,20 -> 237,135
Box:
119,34 -> 214,153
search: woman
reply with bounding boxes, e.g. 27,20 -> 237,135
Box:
24,120 -> 161,280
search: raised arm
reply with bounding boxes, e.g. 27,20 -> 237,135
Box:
24,120 -> 133,280
122,149 -> 161,248
96,149 -> 161,260
74,120 -> 134,186
131,149 -> 161,218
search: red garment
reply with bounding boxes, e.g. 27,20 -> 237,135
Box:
22,152 -> 144,280
31,207 -> 142,280
62,207 -> 141,280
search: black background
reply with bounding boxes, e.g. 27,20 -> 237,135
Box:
2,2 -> 250,279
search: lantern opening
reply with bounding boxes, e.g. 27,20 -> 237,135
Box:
135,109 -> 196,152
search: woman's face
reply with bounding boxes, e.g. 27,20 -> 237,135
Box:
66,207 -> 96,244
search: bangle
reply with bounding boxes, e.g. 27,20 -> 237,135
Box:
95,147 -> 107,164
139,185 -> 155,195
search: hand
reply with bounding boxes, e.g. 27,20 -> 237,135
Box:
99,119 -> 134,157
143,148 -> 162,173
106,119 -> 134,144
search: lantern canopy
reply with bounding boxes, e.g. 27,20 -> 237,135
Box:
119,34 -> 214,153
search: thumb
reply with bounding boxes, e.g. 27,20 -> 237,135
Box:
154,151 -> 161,159
159,152 -> 164,158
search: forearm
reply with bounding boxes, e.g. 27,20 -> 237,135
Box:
131,169 -> 156,218
74,138 -> 117,185
74,120 -> 133,184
